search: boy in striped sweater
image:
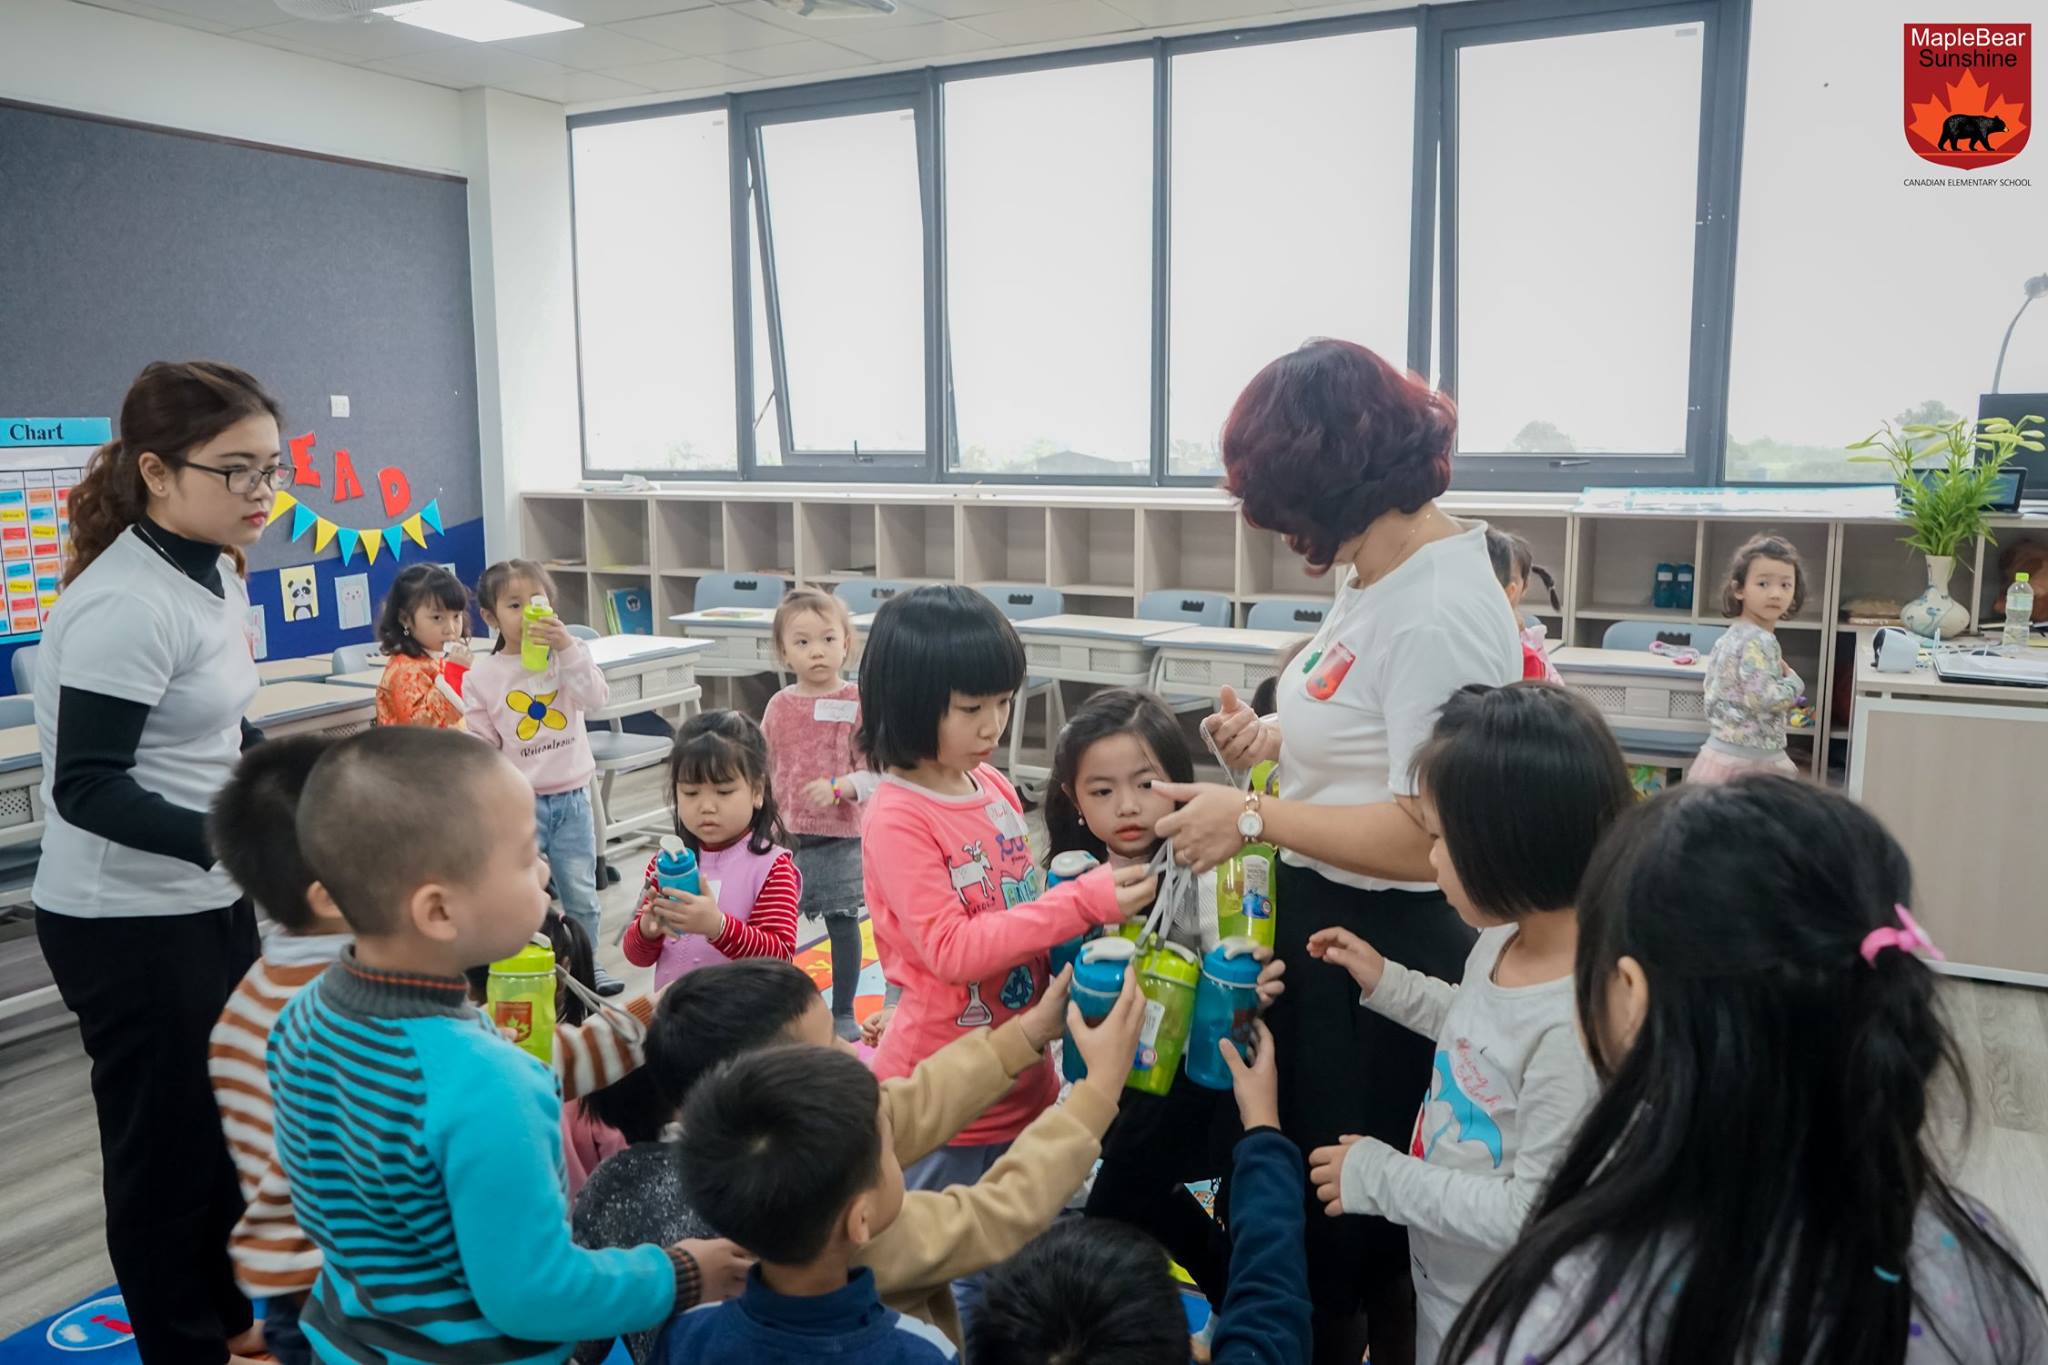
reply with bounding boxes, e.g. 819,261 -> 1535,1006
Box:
206,735 -> 676,1365
262,728 -> 746,1365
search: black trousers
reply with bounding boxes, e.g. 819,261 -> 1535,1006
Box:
37,903 -> 260,1365
1084,1067 -> 1241,1305
1264,862 -> 1475,1356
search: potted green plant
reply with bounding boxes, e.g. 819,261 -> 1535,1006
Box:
1847,413 -> 2045,638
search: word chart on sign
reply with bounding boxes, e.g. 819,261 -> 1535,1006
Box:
0,418 -> 99,639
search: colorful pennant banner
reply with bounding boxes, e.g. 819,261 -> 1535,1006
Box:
272,491 -> 446,565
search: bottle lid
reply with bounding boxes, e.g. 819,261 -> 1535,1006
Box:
1144,940 -> 1202,983
491,941 -> 555,975
1205,936 -> 1266,986
1079,936 -> 1137,965
529,594 -> 549,608
660,834 -> 687,857
2018,573 -> 2032,584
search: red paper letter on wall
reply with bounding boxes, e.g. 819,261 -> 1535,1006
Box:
333,449 -> 365,502
378,467 -> 412,519
288,433 -> 320,490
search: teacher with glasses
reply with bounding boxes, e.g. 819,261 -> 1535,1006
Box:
34,362 -> 291,1365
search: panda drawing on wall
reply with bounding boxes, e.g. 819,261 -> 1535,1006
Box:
280,566 -> 318,622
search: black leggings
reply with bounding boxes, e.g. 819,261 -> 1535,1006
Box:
1084,1069 -> 1240,1305
1264,863 -> 1474,1365
38,903 -> 259,1365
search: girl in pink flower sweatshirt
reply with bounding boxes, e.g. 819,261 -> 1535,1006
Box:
855,586 -> 1157,1316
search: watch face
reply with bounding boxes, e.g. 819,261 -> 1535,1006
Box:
1237,809 -> 1264,840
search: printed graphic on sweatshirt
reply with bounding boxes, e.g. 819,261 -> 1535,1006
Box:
944,836 -> 1044,1026
506,688 -> 567,741
1408,1037 -> 1509,1169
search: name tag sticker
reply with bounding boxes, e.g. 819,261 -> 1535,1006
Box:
987,802 -> 1028,839
814,698 -> 859,724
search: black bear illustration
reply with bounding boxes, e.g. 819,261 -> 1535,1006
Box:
1939,113 -> 2006,151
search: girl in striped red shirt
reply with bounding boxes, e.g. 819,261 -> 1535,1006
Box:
624,710 -> 801,987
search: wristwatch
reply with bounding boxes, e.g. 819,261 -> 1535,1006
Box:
1236,789 -> 1265,843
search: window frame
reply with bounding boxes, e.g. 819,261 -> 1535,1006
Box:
565,0 -> 1753,490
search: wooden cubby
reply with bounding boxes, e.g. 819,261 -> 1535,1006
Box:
1049,507 -> 1137,597
797,501 -> 880,582
1140,508 -> 1237,597
1571,516 -> 1700,637
584,498 -> 651,573
723,501 -> 794,577
1698,519 -> 1832,630
655,500 -> 722,573
523,495 -> 586,571
963,505 -> 1049,586
1238,524 -> 1326,602
877,503 -> 957,583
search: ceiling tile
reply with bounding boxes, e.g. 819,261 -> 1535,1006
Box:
369,44 -> 579,91
598,54 -> 757,90
719,36 -> 872,77
613,4 -> 807,53
891,0 -> 1035,17
73,0 -> 242,33
141,0 -> 304,30
498,25 -> 684,68
524,0 -> 711,23
1104,0 -> 1291,26
741,0 -> 945,36
825,16 -> 993,60
235,15 -> 462,60
496,67 -> 653,99
959,0 -> 1136,43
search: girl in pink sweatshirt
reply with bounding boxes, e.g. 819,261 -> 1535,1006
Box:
463,559 -> 613,985
856,585 -> 1157,1314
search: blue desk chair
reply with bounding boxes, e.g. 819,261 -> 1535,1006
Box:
833,579 -> 907,616
691,572 -> 790,697
977,584 -> 1066,784
1139,590 -> 1233,719
10,646 -> 38,696
1246,599 -> 1329,633
331,643 -> 377,675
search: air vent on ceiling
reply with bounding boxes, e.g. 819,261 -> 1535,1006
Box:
762,0 -> 897,17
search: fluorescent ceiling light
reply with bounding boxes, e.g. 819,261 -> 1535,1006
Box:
376,0 -> 579,41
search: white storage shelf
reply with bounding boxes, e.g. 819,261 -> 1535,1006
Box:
521,484 -> 2048,783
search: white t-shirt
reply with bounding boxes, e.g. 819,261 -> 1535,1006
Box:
1272,521 -> 1521,892
33,529 -> 260,918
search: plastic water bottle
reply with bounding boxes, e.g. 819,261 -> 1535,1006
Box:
1184,936 -> 1264,1091
520,595 -> 555,672
1046,851 -> 1100,979
2003,573 -> 2033,654
1675,563 -> 1696,610
487,940 -> 557,1064
653,835 -> 700,897
1061,936 -> 1135,1084
1127,942 -> 1200,1097
1653,563 -> 1676,610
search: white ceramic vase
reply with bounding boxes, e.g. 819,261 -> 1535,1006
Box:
1900,554 -> 1971,639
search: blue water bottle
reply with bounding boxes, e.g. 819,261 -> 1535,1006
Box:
1045,850 -> 1100,979
654,835 -> 699,897
1184,936 -> 1264,1091
1675,562 -> 1696,611
1061,936 -> 1136,1084
1653,563 -> 1677,610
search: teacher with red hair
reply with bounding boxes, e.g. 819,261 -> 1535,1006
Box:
1155,339 -> 1521,1365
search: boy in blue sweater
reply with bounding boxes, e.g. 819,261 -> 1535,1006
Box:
652,1046 -> 957,1365
969,1020 -> 1313,1365
268,727 -> 746,1365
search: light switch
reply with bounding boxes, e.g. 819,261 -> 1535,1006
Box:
330,395 -> 350,418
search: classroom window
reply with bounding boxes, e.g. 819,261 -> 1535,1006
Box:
1450,22 -> 1704,459
944,59 -> 1154,478
753,108 -> 926,457
571,112 -> 737,473
1167,29 -> 1416,477
1724,0 -> 2048,483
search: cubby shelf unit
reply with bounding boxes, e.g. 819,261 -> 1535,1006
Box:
521,483 -> 2048,780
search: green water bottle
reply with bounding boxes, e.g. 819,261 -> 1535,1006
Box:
520,595 -> 554,673
487,941 -> 557,1064
1127,941 -> 1200,1097
1216,760 -> 1280,949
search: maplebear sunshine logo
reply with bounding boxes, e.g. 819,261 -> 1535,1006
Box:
1904,24 -> 2030,169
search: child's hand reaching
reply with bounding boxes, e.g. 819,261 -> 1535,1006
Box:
1306,926 -> 1386,996
676,1237 -> 754,1303
1017,964 -> 1074,1052
802,777 -> 839,810
1241,944 -> 1286,1012
1306,1137 -> 1362,1218
860,1006 -> 894,1046
529,615 -> 577,654
1110,863 -> 1159,920
1069,969 -> 1146,1095
1219,1018 -> 1279,1132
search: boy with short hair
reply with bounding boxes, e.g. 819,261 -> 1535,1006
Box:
968,1021 -> 1313,1365
268,727 -> 743,1365
653,1046 -> 952,1364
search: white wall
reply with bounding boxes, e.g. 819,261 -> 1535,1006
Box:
463,87 -> 582,559
1,0 -> 467,175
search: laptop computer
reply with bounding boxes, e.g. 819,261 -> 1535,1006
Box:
1978,392 -> 2048,503
1932,650 -> 2048,687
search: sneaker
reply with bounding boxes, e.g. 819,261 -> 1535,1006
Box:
593,964 -> 626,998
832,1012 -> 862,1043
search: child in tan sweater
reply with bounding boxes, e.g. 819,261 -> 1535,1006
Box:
573,959 -> 1145,1356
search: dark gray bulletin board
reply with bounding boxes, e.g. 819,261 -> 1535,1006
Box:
0,98 -> 485,675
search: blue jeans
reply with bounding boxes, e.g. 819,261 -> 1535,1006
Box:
264,1293 -> 311,1365
537,788 -> 601,951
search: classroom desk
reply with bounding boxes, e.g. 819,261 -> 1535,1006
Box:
583,634 -> 713,723
1147,626 -> 1312,704
247,681 -> 378,739
0,725 -> 45,854
668,609 -> 873,684
1550,646 -> 1711,767
256,655 -> 335,683
1846,631 -> 2048,986
1013,614 -> 1181,688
